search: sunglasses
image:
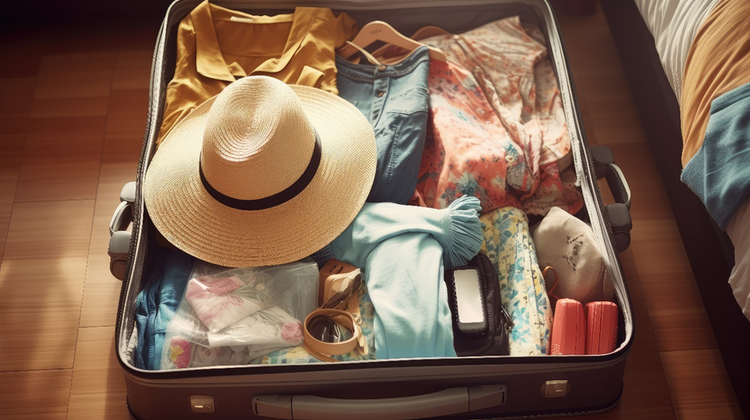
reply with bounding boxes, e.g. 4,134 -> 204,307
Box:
303,269 -> 367,362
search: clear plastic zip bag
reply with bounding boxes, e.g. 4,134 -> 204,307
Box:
160,259 -> 318,369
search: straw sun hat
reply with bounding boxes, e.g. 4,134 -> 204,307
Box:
144,76 -> 376,267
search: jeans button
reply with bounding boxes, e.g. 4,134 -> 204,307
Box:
377,91 -> 385,98
377,65 -> 387,72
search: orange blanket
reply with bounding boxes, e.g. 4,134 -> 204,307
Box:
680,0 -> 750,167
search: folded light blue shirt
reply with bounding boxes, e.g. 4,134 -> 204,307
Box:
330,196 -> 484,359
681,81 -> 750,229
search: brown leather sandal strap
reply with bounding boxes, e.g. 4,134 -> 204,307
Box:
303,342 -> 339,363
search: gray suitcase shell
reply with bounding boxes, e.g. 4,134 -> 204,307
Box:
111,0 -> 635,418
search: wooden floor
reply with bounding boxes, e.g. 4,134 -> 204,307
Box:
0,2 -> 742,419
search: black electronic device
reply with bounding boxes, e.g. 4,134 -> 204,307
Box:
451,267 -> 488,335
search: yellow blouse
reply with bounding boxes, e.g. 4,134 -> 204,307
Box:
156,1 -> 358,147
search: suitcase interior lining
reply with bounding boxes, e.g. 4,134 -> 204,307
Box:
118,0 -> 632,373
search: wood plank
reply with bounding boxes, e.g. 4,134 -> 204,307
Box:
554,6 -> 646,148
0,257 -> 87,371
0,136 -> 25,261
3,200 -> 94,260
552,6 -> 629,79
0,369 -> 71,420
30,96 -> 110,119
579,87 -> 647,146
80,163 -> 138,328
80,254 -> 123,328
107,21 -> 163,53
34,52 -> 114,99
0,173 -> 17,263
103,88 -> 149,156
41,21 -> 160,56
80,162 -> 138,328
112,51 -> 153,91
574,83 -> 599,147
605,143 -> 675,221
79,90 -> 143,327
586,367 -> 676,420
673,401 -> 743,420
0,26 -> 43,80
15,116 -> 106,202
640,272 -> 717,352
629,219 -> 694,275
90,163 -> 137,254
0,114 -> 30,138
0,77 -> 37,115
68,326 -> 131,420
0,77 -> 35,139
660,349 -> 737,407
616,250 -> 662,369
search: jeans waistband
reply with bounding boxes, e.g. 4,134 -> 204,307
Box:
336,46 -> 430,81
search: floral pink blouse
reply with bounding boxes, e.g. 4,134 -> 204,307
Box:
411,57 -> 582,216
409,17 -> 582,216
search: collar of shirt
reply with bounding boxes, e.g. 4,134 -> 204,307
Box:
190,1 -> 317,83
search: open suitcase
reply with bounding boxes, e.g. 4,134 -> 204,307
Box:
107,0 -> 635,418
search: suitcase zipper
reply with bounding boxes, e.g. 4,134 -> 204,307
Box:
500,304 -> 514,331
115,16 -> 168,351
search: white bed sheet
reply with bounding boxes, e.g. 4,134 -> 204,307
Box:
728,198 -> 750,321
633,0 -> 721,102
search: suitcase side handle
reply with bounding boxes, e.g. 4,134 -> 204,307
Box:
591,146 -> 633,252
253,385 -> 506,420
108,181 -> 136,281
109,181 -> 136,236
591,146 -> 631,209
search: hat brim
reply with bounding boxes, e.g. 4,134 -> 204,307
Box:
144,85 -> 376,267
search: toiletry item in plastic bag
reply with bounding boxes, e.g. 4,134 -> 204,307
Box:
160,259 -> 318,369
186,274 -> 271,333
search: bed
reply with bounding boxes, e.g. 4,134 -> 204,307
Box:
599,0 -> 750,417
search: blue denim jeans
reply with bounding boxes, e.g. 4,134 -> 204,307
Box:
134,249 -> 194,370
336,47 -> 430,204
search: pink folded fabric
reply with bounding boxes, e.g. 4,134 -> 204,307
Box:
412,16 -> 583,217
185,276 -> 271,333
412,59 -> 582,217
